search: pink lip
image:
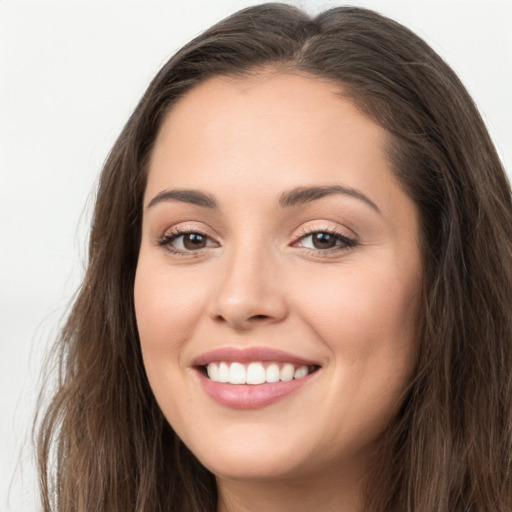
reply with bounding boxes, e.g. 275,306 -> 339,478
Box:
192,346 -> 321,409
196,370 -> 317,409
192,346 -> 319,366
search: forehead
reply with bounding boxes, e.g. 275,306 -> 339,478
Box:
147,72 -> 393,190
153,71 -> 383,151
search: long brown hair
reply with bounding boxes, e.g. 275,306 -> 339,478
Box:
36,4 -> 512,511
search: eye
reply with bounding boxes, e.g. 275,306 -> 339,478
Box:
301,232 -> 340,250
158,228 -> 219,254
293,228 -> 357,254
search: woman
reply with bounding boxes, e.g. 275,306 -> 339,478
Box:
36,3 -> 512,511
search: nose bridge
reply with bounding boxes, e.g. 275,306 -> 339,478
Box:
209,233 -> 287,328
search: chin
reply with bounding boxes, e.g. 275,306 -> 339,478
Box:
186,432 -> 311,481
201,452 -> 304,482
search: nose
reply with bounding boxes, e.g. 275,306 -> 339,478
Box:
208,245 -> 288,330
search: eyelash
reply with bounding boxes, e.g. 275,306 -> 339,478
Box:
157,226 -> 358,257
157,227 -> 215,257
292,226 -> 358,256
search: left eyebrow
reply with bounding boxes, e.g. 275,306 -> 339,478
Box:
278,185 -> 380,213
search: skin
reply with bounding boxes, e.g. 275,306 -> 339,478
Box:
134,72 -> 423,512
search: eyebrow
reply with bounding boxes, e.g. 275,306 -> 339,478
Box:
146,189 -> 217,209
146,185 -> 379,213
278,185 -> 380,212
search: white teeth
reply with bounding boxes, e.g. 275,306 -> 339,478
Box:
266,363 -> 280,383
280,363 -> 295,382
229,362 -> 246,384
218,362 -> 229,383
205,361 -> 314,384
294,365 -> 308,379
207,362 -> 219,381
247,362 -> 266,385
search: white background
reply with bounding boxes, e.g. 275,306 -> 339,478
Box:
1,1 -> 510,510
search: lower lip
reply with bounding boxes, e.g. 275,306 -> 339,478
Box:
197,370 -> 316,409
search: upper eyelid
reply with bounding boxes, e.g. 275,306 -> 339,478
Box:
294,223 -> 357,240
292,228 -> 356,248
161,228 -> 219,245
160,225 -> 353,239
159,227 -> 356,253
162,223 -> 218,238
159,222 -> 356,239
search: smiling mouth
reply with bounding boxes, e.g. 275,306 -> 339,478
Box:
201,361 -> 320,385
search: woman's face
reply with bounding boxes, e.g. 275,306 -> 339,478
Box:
134,73 -> 422,483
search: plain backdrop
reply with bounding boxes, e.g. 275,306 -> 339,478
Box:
1,1 -> 510,510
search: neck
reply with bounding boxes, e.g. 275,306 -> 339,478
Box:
216,462 -> 367,512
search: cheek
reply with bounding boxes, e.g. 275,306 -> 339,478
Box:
134,260 -> 206,354
133,259 -> 205,426
300,264 -> 420,431
302,268 -> 417,335
293,255 -> 421,382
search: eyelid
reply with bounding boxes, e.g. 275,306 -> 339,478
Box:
156,223 -> 220,256
291,223 -> 358,256
293,220 -> 358,243
155,221 -> 358,257
159,220 -> 220,240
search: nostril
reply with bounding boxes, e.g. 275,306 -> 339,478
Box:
212,312 -> 271,329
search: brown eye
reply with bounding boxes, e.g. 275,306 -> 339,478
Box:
183,233 -> 207,250
159,230 -> 218,253
311,232 -> 337,249
294,229 -> 356,254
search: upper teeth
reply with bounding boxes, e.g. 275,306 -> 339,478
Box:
206,361 -> 311,385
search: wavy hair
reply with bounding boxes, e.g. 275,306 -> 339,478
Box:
36,3 -> 512,511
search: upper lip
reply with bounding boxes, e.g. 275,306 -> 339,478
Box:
192,347 -> 321,367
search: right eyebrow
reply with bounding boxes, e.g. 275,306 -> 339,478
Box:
146,189 -> 218,210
